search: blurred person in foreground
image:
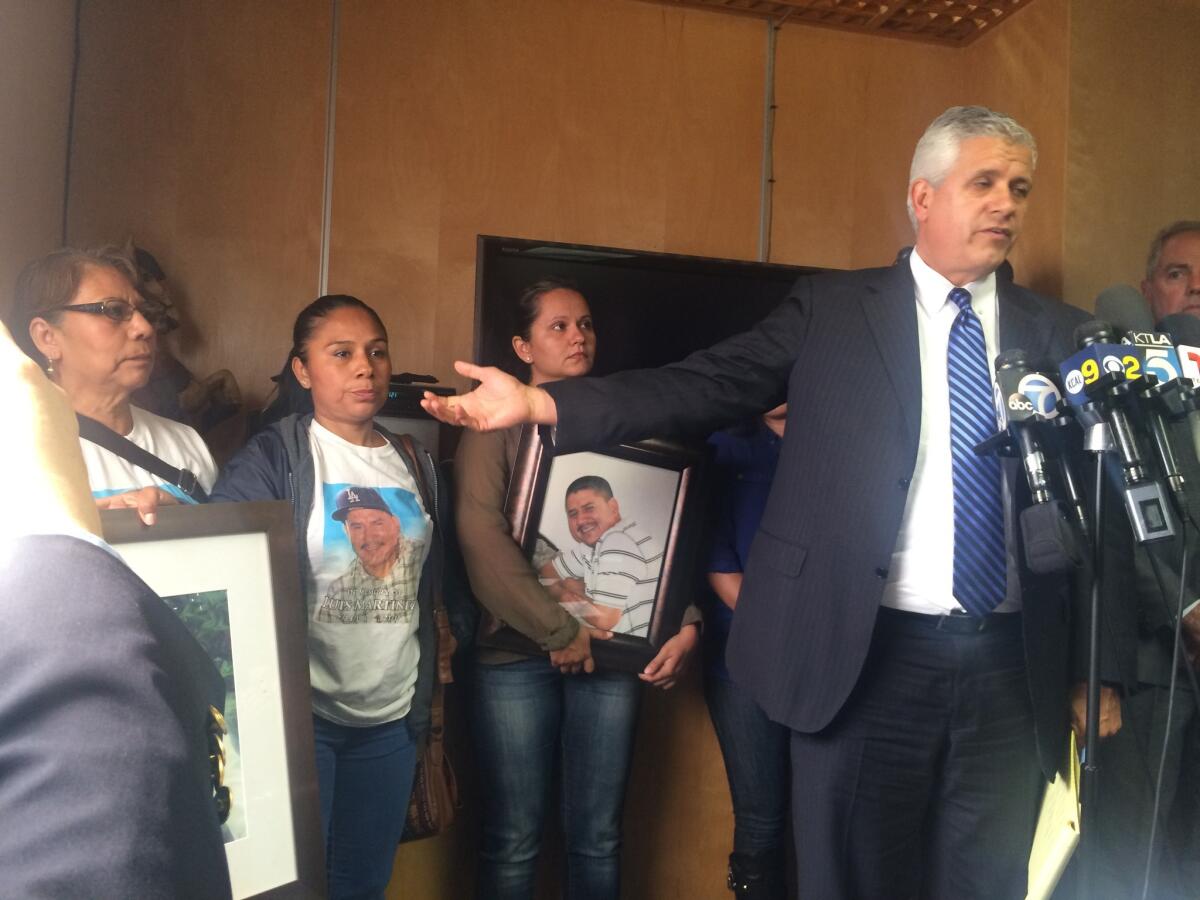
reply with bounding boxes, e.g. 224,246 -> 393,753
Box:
0,319 -> 230,898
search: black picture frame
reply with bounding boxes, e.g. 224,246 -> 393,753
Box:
478,425 -> 707,672
101,501 -> 324,899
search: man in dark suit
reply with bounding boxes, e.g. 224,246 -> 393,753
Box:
424,106 -> 1131,899
1066,220 -> 1200,900
0,320 -> 231,899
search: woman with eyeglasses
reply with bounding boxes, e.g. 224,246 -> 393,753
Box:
8,247 -> 216,520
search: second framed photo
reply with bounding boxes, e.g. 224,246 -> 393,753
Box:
102,500 -> 324,899
480,425 -> 707,672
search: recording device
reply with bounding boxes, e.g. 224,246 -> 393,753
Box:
1061,321 -> 1177,544
1044,413 -> 1092,540
1158,313 -> 1200,385
1095,283 -> 1154,334
1157,311 -> 1200,348
983,350 -> 1083,572
993,350 -> 1056,504
1121,329 -> 1190,500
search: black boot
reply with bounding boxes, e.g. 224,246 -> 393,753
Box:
727,848 -> 787,899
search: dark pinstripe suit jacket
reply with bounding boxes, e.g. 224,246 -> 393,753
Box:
545,260 -> 1134,778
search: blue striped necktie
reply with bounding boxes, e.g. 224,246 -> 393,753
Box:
946,287 -> 1006,617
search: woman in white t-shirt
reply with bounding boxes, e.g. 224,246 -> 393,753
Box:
212,295 -> 450,900
9,247 -> 216,514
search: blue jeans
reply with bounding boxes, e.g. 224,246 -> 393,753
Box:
473,657 -> 641,900
704,669 -> 790,853
312,714 -> 418,900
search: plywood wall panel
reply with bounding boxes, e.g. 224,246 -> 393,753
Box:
1065,0 -> 1200,309
329,0 -> 765,387
66,0 -> 330,408
770,0 -> 1069,299
964,0 -> 1070,299
333,5 -> 761,897
0,0 -> 76,316
770,29 -> 961,271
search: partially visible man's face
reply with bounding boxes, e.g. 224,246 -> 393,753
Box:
911,135 -> 1034,287
344,507 -> 401,575
1143,231 -> 1200,323
565,488 -> 621,547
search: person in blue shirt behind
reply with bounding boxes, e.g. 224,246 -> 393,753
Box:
704,402 -> 790,900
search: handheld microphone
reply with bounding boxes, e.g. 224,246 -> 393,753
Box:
1095,283 -> 1155,334
1121,329 -> 1189,500
994,350 -> 1055,504
1059,320 -> 1142,406
1058,320 -> 1128,454
990,350 -> 1083,572
1045,414 -> 1091,540
1150,314 -> 1200,509
1157,313 -> 1200,385
1123,328 -> 1183,385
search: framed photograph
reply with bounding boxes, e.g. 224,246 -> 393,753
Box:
480,425 -> 707,672
101,501 -> 324,899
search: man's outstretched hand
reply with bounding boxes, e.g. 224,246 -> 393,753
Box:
421,361 -> 558,431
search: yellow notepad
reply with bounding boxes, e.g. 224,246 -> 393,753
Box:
1026,731 -> 1081,900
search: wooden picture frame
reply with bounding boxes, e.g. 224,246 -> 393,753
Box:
101,501 -> 324,899
478,425 -> 707,672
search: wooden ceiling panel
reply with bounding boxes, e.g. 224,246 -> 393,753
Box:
640,0 -> 1035,46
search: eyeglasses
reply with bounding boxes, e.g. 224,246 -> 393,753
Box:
47,297 -> 169,326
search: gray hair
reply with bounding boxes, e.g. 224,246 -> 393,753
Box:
7,246 -> 140,362
1145,220 -> 1200,281
906,106 -> 1037,230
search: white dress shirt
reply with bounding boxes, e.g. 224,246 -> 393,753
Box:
880,250 -> 1019,615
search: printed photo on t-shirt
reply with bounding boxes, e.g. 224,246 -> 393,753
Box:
313,483 -> 427,625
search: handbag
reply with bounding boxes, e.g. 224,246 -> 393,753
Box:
76,413 -> 209,502
389,432 -> 461,842
401,607 -> 460,842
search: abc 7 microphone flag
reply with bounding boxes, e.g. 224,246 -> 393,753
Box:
994,371 -> 1062,426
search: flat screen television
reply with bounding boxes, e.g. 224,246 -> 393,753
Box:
473,235 -> 824,379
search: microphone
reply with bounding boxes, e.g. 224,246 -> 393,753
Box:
1150,314 -> 1200,510
1158,313 -> 1200,384
1059,320 -> 1142,406
1058,320 -> 1132,453
994,350 -> 1056,504
1157,312 -> 1200,346
1061,321 -> 1177,544
1045,414 -> 1092,540
1095,283 -> 1155,334
990,350 -> 1083,572
1120,328 -> 1189,500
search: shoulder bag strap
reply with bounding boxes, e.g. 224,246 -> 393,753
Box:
76,413 -> 208,502
385,431 -> 455,686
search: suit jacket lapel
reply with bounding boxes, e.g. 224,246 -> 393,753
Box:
861,265 -> 921,450
997,280 -> 1047,358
